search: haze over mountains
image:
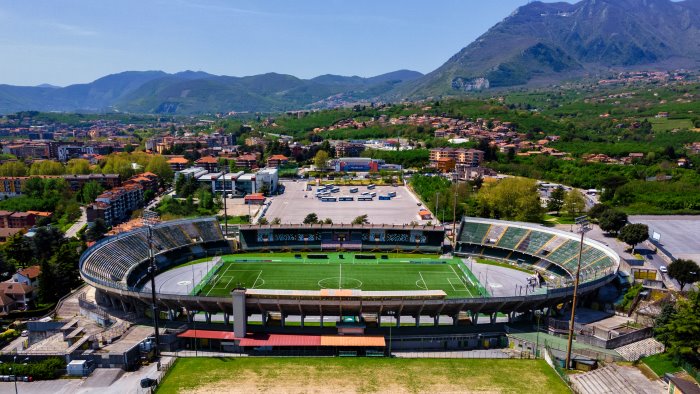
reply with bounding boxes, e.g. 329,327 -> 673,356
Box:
1,0 -> 699,115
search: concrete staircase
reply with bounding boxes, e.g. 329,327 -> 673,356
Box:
570,364 -> 665,394
615,338 -> 665,361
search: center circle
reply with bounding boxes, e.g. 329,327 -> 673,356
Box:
317,277 -> 363,290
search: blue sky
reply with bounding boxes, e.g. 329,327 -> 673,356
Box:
0,0 -> 565,86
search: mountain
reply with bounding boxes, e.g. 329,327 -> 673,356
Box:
393,0 -> 700,98
0,69 -> 422,114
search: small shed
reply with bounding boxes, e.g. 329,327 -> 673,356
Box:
67,359 -> 95,377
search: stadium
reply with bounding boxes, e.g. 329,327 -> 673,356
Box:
79,216 -> 619,350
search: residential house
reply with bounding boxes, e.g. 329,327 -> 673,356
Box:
236,154 -> 258,170
167,157 -> 190,171
0,282 -> 35,310
195,156 -> 219,172
13,265 -> 41,288
266,154 -> 289,168
436,157 -> 455,173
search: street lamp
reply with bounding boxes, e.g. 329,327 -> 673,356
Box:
1,356 -> 29,394
565,216 -> 590,369
386,310 -> 396,357
534,310 -> 543,358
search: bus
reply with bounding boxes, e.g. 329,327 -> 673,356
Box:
367,184 -> 376,190
331,187 -> 341,193
388,191 -> 397,197
370,192 -> 377,197
361,191 -> 370,196
379,195 -> 391,200
358,196 -> 373,201
321,197 -> 337,202
339,196 -> 354,201
349,187 -> 359,193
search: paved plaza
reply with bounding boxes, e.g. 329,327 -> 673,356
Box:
263,181 -> 433,225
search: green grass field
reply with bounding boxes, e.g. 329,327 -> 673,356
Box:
156,357 -> 570,394
195,252 -> 487,299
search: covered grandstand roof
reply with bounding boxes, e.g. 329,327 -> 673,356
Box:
177,330 -> 385,347
245,289 -> 446,299
239,223 -> 445,231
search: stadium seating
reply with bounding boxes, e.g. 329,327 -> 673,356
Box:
518,231 -> 554,255
496,227 -> 528,250
459,222 -> 491,244
80,218 -> 227,289
456,218 -> 618,283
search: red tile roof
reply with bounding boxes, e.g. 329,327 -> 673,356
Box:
244,193 -> 265,201
17,265 -> 41,279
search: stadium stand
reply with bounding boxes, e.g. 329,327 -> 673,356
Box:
80,217 -> 229,290
456,218 -> 619,283
238,224 -> 445,253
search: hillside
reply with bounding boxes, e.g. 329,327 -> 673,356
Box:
392,0 -> 700,98
0,70 -> 423,115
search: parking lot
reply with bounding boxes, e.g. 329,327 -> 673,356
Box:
263,180 -> 433,225
630,215 -> 700,262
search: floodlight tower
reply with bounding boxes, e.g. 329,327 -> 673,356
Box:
565,215 -> 590,369
143,209 -> 161,358
222,166 -> 229,236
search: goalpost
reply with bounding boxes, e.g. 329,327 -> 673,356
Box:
190,256 -> 225,295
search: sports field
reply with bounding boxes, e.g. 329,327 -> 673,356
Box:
157,357 -> 570,394
194,252 -> 488,298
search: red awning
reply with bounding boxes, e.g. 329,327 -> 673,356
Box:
238,334 -> 322,347
177,330 -> 385,347
178,329 -> 236,340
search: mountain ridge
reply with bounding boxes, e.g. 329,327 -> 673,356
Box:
390,0 -> 700,98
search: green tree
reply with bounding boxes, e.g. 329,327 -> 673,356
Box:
588,203 -> 610,220
562,189 -> 586,218
146,155 -> 174,184
546,186 -> 565,215
656,290 -> 700,361
476,177 -> 543,222
66,159 -> 92,175
2,231 -> 32,268
29,160 -> 65,175
257,217 -> 269,225
271,217 -> 281,225
85,218 -> 109,242
667,259 -> 700,291
619,223 -> 649,254
78,181 -> 104,204
351,215 -> 369,225
598,209 -> 628,234
303,213 -> 319,224
314,150 -> 329,170
0,161 -> 28,176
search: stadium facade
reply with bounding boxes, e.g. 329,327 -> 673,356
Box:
79,217 -> 619,338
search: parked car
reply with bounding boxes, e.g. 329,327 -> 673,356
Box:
659,266 -> 668,273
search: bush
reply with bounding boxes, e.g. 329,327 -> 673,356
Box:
0,357 -> 66,380
0,329 -> 19,342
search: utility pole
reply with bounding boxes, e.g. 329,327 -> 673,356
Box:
565,216 -> 590,369
435,192 -> 439,223
143,210 -> 161,359
452,193 -> 457,250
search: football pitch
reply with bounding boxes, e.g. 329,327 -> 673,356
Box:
194,252 -> 488,299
